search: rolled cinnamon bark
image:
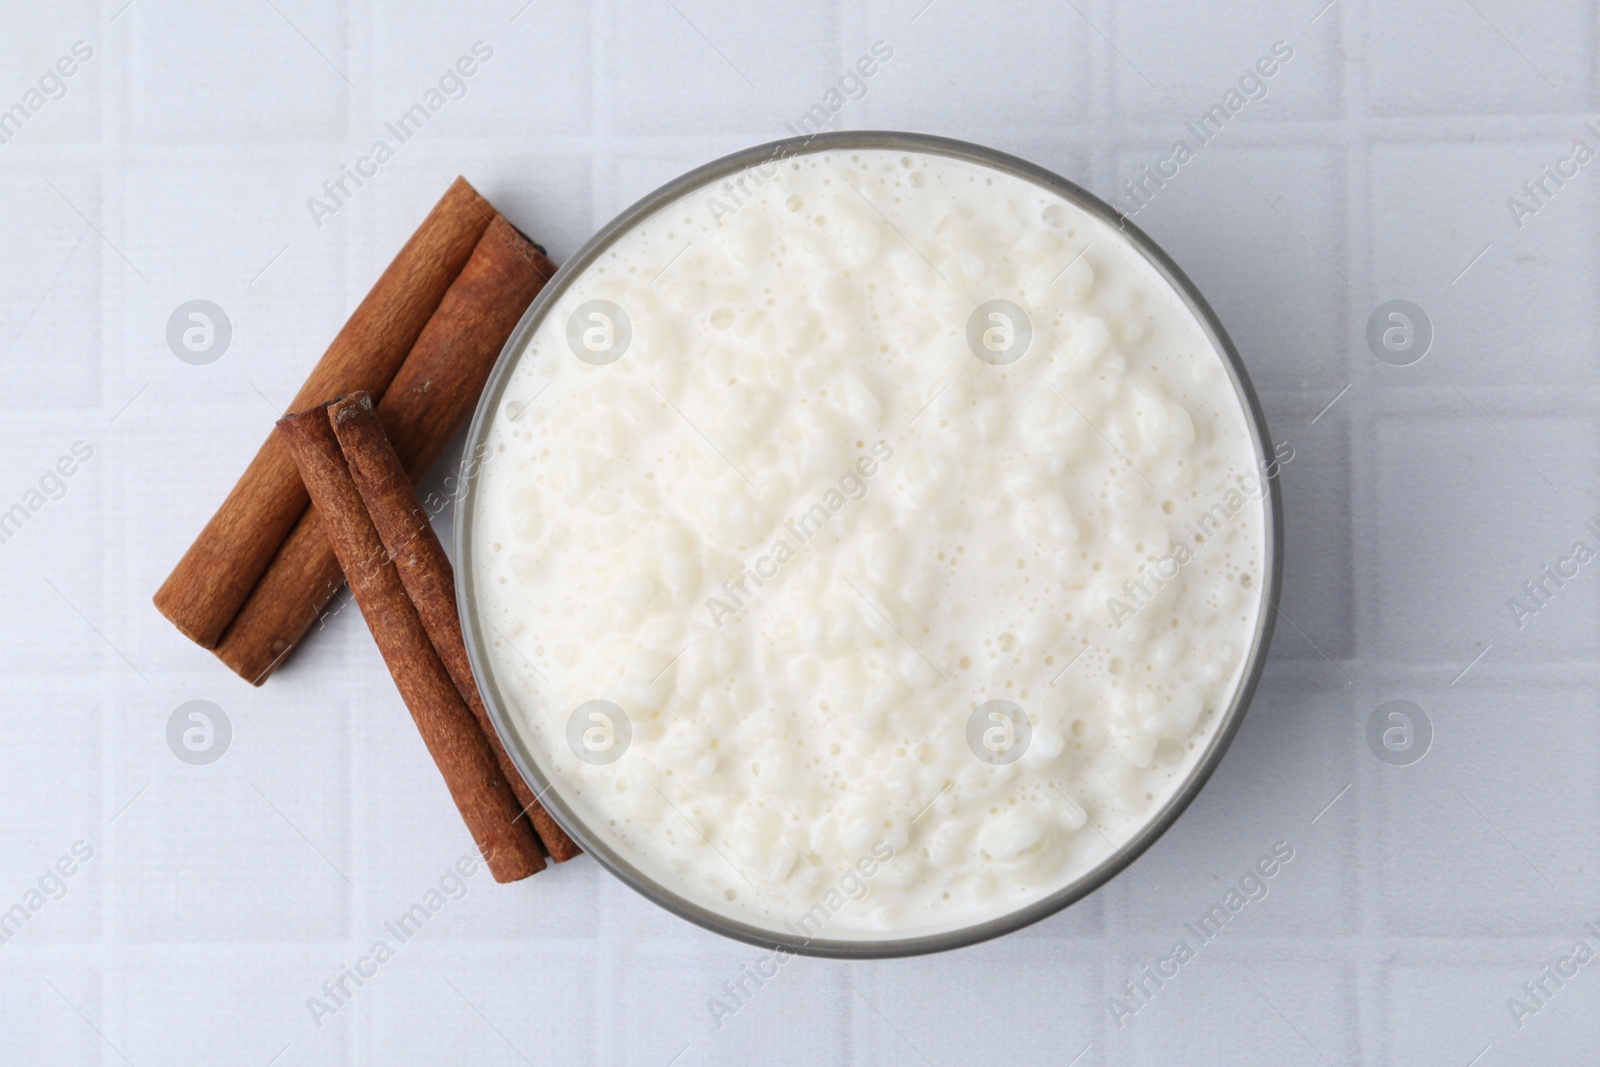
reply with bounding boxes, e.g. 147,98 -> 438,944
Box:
328,393 -> 582,863
155,177 -> 496,649
276,401 -> 545,883
214,214 -> 555,683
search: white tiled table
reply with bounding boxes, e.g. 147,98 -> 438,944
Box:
2,1 -> 1596,1063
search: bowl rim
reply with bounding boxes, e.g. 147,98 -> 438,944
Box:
455,129 -> 1283,960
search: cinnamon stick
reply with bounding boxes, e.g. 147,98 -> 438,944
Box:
214,215 -> 555,683
155,177 -> 496,649
276,401 -> 545,883
328,393 -> 581,863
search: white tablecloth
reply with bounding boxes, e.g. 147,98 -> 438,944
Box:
2,0 -> 1595,1063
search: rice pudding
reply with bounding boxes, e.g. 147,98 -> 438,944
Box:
467,144 -> 1271,940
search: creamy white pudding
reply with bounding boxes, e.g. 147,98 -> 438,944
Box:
469,145 -> 1269,939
